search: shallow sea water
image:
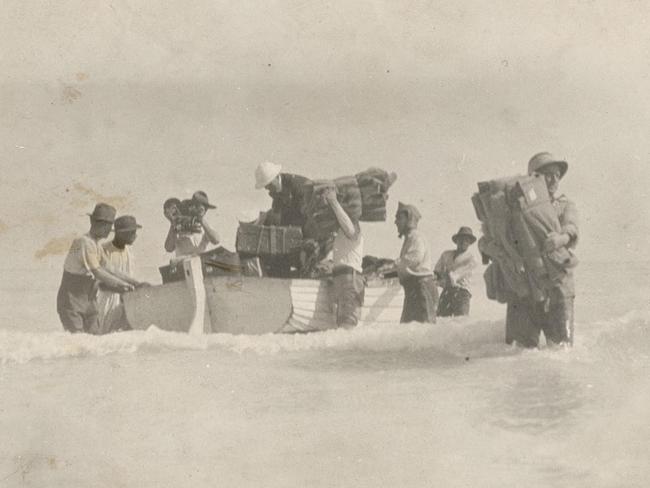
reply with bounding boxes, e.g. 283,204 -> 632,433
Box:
0,262 -> 648,487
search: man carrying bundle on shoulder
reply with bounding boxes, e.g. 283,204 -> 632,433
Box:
323,188 -> 365,328
506,152 -> 579,347
391,202 -> 438,323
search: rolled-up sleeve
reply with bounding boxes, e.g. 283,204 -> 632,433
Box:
80,238 -> 104,271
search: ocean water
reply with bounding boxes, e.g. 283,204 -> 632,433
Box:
0,262 -> 648,487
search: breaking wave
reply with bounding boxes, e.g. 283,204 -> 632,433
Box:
1,317 -> 505,364
1,309 -> 647,365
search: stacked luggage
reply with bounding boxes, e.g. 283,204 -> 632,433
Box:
301,167 -> 397,239
473,173 -> 577,303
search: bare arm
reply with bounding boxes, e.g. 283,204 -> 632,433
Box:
164,225 -> 177,253
324,190 -> 357,239
200,216 -> 220,245
91,267 -> 134,292
103,264 -> 142,287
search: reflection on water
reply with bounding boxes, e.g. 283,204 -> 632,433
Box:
287,347 -> 464,373
487,362 -> 587,434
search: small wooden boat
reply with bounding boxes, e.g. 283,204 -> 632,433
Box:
123,257 -> 404,334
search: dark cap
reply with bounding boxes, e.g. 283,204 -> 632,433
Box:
114,215 -> 142,232
88,203 -> 116,223
452,226 -> 476,244
192,191 -> 216,209
163,197 -> 181,209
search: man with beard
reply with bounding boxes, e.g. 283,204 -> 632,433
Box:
392,202 -> 438,323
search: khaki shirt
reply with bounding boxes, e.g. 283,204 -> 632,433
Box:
553,194 -> 579,297
62,234 -> 107,276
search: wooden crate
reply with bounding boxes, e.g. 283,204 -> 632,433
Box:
236,223 -> 303,256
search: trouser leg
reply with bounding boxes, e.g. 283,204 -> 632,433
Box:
333,272 -> 364,327
58,309 -> 85,333
436,288 -> 452,317
453,289 -> 471,316
542,288 -> 574,346
506,297 -> 541,347
401,276 -> 437,323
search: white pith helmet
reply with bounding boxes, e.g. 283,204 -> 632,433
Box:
255,161 -> 282,189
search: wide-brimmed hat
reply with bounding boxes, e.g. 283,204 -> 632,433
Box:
114,215 -> 142,232
452,226 -> 476,244
527,152 -> 568,179
88,203 -> 116,223
255,161 -> 282,189
191,191 -> 216,209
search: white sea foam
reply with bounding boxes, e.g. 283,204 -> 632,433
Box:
2,308 -> 648,365
0,316 -> 507,364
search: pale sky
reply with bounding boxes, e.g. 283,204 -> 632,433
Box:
1,0 -> 649,276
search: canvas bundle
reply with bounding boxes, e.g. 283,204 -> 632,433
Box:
301,176 -> 362,238
301,168 -> 397,239
355,167 -> 398,222
474,173 -> 570,302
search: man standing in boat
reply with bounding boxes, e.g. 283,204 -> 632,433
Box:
57,203 -> 136,334
255,161 -> 310,228
323,188 -> 365,328
254,161 -> 313,277
96,215 -> 148,334
164,191 -> 220,258
434,226 -> 477,317
392,202 -> 438,323
507,153 -> 579,347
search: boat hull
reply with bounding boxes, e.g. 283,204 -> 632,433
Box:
123,258 -> 404,334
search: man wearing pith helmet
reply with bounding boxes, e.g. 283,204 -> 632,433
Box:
254,161 -> 312,277
254,161 -> 311,229
508,152 -> 579,347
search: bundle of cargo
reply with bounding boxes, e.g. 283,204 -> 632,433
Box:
473,173 -> 575,303
159,246 -> 243,284
235,222 -> 303,256
301,176 -> 362,238
355,168 -> 398,221
301,168 -> 397,239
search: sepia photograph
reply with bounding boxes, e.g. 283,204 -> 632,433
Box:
1,1 -> 649,486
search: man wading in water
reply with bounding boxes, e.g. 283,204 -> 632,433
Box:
392,202 -> 438,323
507,153 -> 579,347
57,203 -> 138,334
434,226 -> 477,317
